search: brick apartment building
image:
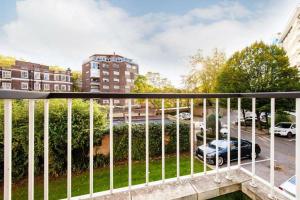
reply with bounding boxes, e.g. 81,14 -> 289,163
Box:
0,60 -> 72,92
82,54 -> 139,104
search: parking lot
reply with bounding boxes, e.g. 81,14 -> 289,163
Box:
194,111 -> 295,187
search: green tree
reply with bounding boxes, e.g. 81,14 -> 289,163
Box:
133,75 -> 184,108
215,41 -> 300,128
184,49 -> 226,93
71,71 -> 82,92
0,54 -> 15,68
0,99 -> 107,180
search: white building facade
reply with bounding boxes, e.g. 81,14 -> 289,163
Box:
280,7 -> 300,67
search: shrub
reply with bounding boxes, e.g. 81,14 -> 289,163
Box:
206,113 -> 221,138
0,100 -> 191,182
0,99 -> 108,180
275,111 -> 292,124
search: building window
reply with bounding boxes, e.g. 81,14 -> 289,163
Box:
61,85 -> 66,91
103,99 -> 109,104
2,71 -> 11,79
92,62 -> 100,69
21,82 -> 28,90
103,64 -> 109,68
103,85 -> 109,89
125,71 -> 130,76
66,75 -> 70,82
54,74 -> 60,81
132,66 -> 137,70
2,82 -> 11,89
113,71 -> 119,75
126,79 -> 132,83
114,100 -> 120,104
21,70 -> 28,78
103,78 -> 109,83
113,64 -> 119,68
67,85 -> 71,91
44,84 -> 50,91
44,73 -> 49,81
61,75 -> 66,81
114,78 -> 119,82
114,85 -> 120,89
103,71 -> 109,76
34,72 -> 41,80
54,84 -> 59,91
34,82 -> 40,90
125,85 -> 130,89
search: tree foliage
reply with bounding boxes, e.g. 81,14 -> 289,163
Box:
133,75 -> 184,108
71,71 -> 82,92
0,54 -> 15,68
0,99 -> 107,180
183,49 -> 226,93
215,41 -> 300,127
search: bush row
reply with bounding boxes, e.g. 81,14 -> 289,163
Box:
0,100 -> 190,181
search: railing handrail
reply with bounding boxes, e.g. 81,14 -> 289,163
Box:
2,89 -> 300,99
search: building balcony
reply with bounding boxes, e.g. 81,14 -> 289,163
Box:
0,91 -> 298,200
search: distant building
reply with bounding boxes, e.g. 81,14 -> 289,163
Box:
145,72 -> 172,88
0,60 -> 72,91
82,54 -> 139,105
279,7 -> 300,67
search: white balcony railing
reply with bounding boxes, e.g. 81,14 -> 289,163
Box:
1,90 -> 299,200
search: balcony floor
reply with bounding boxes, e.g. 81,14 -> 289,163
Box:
74,168 -> 291,200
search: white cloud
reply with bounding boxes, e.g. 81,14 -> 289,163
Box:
0,0 -> 298,87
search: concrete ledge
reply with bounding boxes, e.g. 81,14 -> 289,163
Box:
190,170 -> 251,199
87,169 -> 291,200
131,179 -> 197,200
242,181 -> 290,200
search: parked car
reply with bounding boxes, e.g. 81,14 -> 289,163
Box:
194,121 -> 205,131
279,175 -> 295,197
195,137 -> 261,166
178,112 -> 191,120
273,122 -> 296,138
235,116 -> 267,127
220,124 -> 228,135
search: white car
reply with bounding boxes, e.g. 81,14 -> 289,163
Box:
220,124 -> 228,135
178,112 -> 191,120
194,121 -> 205,130
279,176 -> 295,197
273,122 -> 296,138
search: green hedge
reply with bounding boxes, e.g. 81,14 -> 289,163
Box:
0,99 -> 108,181
0,100 -> 191,182
107,122 -> 190,162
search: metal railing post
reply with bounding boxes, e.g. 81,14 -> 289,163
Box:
268,98 -> 275,198
214,98 -> 221,183
250,98 -> 257,187
203,99 -> 207,174
89,99 -> 94,197
296,98 -> 300,199
162,99 -> 165,183
128,99 -> 132,190
226,98 -> 232,180
4,99 -> 12,200
190,99 -> 194,177
44,100 -> 49,200
176,99 -> 180,180
28,99 -> 35,200
67,99 -> 72,199
238,98 -> 241,168
110,99 -> 114,193
145,99 -> 149,185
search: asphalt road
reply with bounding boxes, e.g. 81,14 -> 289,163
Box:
229,125 -> 295,187
195,111 -> 295,187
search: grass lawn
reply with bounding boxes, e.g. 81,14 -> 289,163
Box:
2,154 -> 206,200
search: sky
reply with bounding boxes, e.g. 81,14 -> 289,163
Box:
0,0 -> 299,87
